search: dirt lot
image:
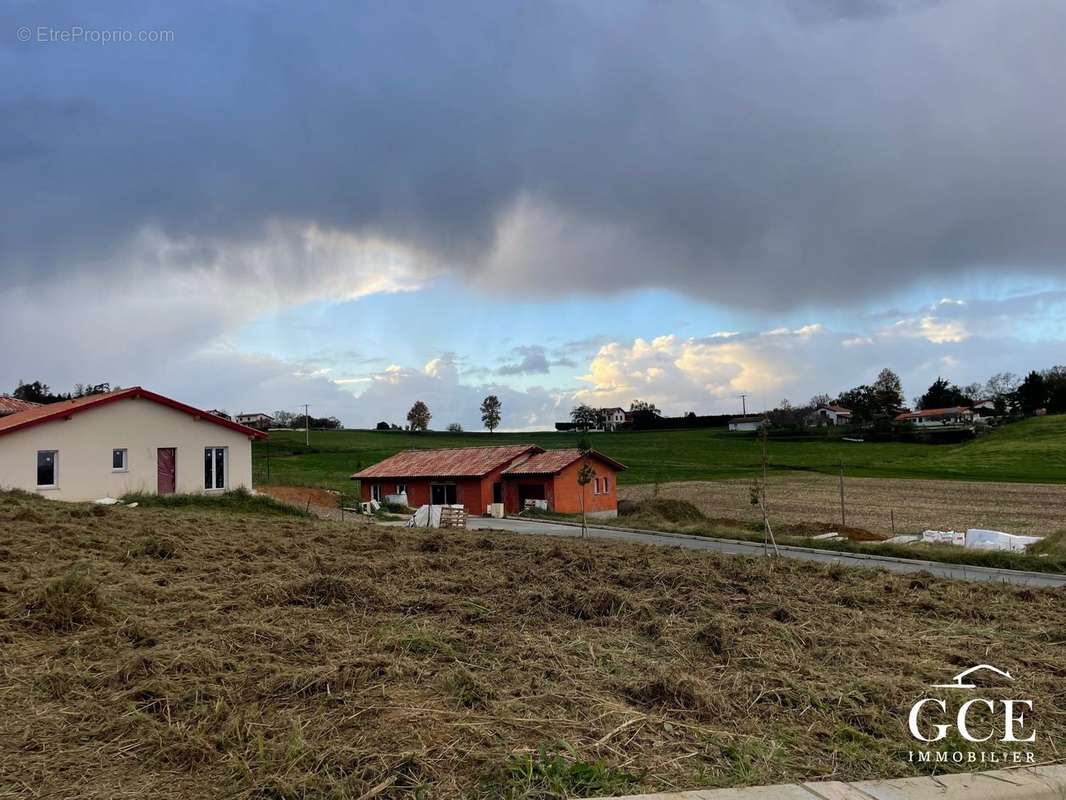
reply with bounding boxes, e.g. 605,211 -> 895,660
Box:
621,475 -> 1066,537
1,490 -> 1064,799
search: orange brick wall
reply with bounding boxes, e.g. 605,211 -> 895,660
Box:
549,459 -> 618,514
358,459 -> 619,516
358,470 -> 507,514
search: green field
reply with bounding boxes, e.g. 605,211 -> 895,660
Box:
254,415 -> 1066,492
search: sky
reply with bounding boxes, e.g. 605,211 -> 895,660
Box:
3,0 -> 1066,430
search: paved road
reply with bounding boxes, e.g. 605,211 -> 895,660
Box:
466,517 -> 1066,588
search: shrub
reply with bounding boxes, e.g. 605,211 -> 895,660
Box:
120,489 -> 311,518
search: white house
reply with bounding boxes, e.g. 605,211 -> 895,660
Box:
807,404 -> 852,426
236,412 -> 274,430
600,407 -> 627,431
0,387 -> 266,501
895,406 -> 975,428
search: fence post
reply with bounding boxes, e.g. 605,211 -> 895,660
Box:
839,460 -> 846,528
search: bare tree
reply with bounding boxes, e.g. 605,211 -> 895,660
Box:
748,425 -> 780,557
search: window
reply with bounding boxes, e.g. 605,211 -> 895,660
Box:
601,476 -> 610,494
112,448 -> 128,472
430,483 -> 457,505
372,484 -> 381,502
204,447 -> 226,490
36,450 -> 57,488
395,483 -> 406,495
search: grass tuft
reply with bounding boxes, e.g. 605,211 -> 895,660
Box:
130,534 -> 179,560
24,569 -> 105,632
489,743 -> 638,800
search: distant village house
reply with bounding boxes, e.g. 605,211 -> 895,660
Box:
806,404 -> 852,426
895,406 -> 975,427
236,412 -> 274,431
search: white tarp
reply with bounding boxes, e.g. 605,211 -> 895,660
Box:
964,528 -> 1043,551
921,528 -> 1043,551
922,529 -> 965,546
405,504 -> 464,528
385,492 -> 408,506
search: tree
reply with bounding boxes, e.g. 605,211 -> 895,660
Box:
406,400 -> 432,432
13,380 -> 53,403
273,410 -> 297,428
834,385 -> 877,424
961,382 -> 985,403
629,400 -> 660,415
480,394 -> 502,434
916,377 -> 968,410
570,404 -> 599,431
575,437 -> 595,538
1016,371 -> 1048,416
1044,366 -> 1066,414
985,372 -> 1019,400
809,393 -> 833,408
834,369 -> 904,425
872,368 -> 905,412
446,422 -> 463,432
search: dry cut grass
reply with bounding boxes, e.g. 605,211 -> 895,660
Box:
1,489 -> 1065,799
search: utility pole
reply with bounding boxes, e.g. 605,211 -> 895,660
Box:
740,394 -> 748,416
305,404 -> 310,447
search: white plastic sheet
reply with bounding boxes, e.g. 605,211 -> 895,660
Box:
404,504 -> 464,528
964,528 -> 1043,551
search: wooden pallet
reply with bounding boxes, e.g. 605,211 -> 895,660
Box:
439,506 -> 468,529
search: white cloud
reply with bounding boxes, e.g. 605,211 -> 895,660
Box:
885,315 -> 970,344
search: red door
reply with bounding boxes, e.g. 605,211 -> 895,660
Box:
157,448 -> 176,494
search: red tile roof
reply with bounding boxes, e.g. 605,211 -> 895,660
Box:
0,387 -> 268,439
351,445 -> 541,480
895,406 -> 973,420
0,395 -> 41,416
503,448 -> 628,475
822,404 -> 852,414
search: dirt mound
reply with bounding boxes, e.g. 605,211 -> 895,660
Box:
618,497 -> 706,524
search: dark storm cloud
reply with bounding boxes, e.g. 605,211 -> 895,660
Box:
3,0 -> 1066,307
496,345 -> 574,376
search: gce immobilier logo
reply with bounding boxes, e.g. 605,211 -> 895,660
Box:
907,664 -> 1036,765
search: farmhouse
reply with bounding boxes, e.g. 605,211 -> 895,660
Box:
600,407 -> 627,431
236,412 -> 274,430
0,387 -> 266,501
351,444 -> 627,517
895,406 -> 975,427
807,404 -> 852,426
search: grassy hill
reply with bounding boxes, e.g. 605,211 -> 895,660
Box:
254,415 -> 1066,492
2,490 -> 1062,797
